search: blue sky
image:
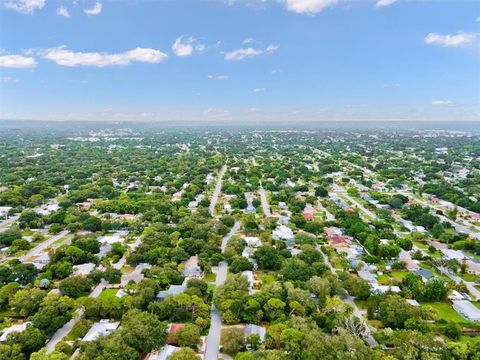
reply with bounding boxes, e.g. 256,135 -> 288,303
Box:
0,0 -> 479,122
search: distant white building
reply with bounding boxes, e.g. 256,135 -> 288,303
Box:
441,249 -> 466,261
371,284 -> 401,294
82,320 -> 120,342
98,230 -> 128,245
73,263 -> 96,276
244,324 -> 266,342
244,236 -> 262,248
406,299 -> 420,307
0,206 -> 12,219
272,225 -> 294,242
146,345 -> 180,360
36,203 -> 60,216
242,270 -> 254,289
156,284 -> 187,300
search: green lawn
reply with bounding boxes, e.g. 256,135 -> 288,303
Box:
376,274 -> 390,285
257,271 -> 277,286
391,271 -> 409,280
422,302 -> 464,323
458,273 -> 478,282
65,318 -> 93,341
413,241 -> 429,250
204,272 -> 217,283
98,288 -> 119,300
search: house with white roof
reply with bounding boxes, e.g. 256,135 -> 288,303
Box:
73,263 -> 96,276
82,320 -> 120,342
441,249 -> 466,261
371,284 -> 401,294
156,284 -> 187,301
146,345 -> 180,360
244,324 -> 266,343
272,225 -> 294,243
242,270 -> 254,289
452,300 -> 480,322
0,206 -> 12,219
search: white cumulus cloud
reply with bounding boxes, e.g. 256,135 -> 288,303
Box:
225,47 -> 263,61
432,100 -> 454,106
208,74 -> 229,80
376,0 -> 396,7
56,6 -> 71,18
253,88 -> 266,93
424,31 -> 476,47
40,46 -> 167,67
4,0 -> 45,14
285,0 -> 338,15
171,36 -> 205,57
84,2 -> 102,15
266,44 -> 279,54
0,54 -> 37,68
0,76 -> 19,83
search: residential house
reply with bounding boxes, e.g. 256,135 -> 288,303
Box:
156,284 -> 187,301
145,345 -> 180,360
244,324 -> 266,343
452,300 -> 480,322
82,320 -> 120,342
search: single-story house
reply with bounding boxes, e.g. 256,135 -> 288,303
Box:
406,299 -> 420,307
244,324 -> 266,342
73,263 -> 96,276
452,300 -> 480,322
415,269 -> 433,282
441,249 -> 466,261
242,270 -> 254,289
156,285 -> 187,301
146,345 -> 180,360
272,225 -> 294,243
357,270 -> 377,283
329,235 -> 350,247
371,284 -> 401,294
403,259 -> 420,271
82,320 -> 120,342
0,206 -> 12,219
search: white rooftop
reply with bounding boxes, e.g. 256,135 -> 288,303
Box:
73,263 -> 96,276
146,345 -> 180,360
452,300 -> 480,321
82,320 -> 120,342
441,249 -> 466,261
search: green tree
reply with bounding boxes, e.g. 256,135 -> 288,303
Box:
221,327 -> 245,354
59,276 -> 93,298
119,309 -> 168,353
168,347 -> 200,360
10,287 -> 46,317
173,324 -> 201,349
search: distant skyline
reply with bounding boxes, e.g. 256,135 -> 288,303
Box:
0,0 -> 479,122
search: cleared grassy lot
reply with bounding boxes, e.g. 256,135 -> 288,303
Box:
422,302 -> 464,323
